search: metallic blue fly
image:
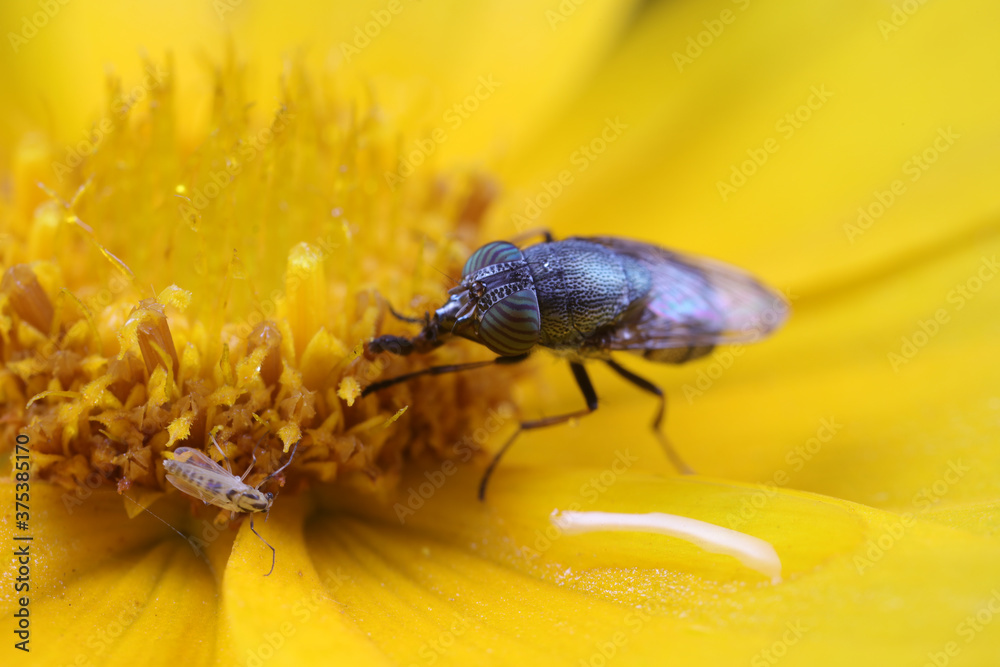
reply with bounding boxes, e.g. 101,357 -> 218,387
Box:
364,233 -> 789,499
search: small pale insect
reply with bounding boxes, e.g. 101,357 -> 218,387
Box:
363,233 -> 790,499
163,437 -> 298,575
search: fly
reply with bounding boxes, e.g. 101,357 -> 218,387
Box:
162,434 -> 299,576
362,233 -> 789,500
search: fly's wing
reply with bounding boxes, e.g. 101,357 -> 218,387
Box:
163,447 -> 243,511
171,446 -> 227,471
577,236 -> 789,351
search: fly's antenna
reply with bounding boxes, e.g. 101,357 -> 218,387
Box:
431,265 -> 459,287
121,491 -> 217,579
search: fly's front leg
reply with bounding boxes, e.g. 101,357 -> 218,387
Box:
478,362 -> 597,501
605,359 -> 694,475
361,354 -> 529,397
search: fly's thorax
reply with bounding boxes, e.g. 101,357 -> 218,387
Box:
437,241 -> 542,357
523,240 -> 652,350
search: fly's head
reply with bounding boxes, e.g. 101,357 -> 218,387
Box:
369,241 -> 542,359
439,241 -> 542,357
237,488 -> 273,513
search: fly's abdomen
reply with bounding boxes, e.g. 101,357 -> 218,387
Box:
524,240 -> 651,350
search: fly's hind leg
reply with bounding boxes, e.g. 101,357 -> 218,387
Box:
508,228 -> 555,245
605,359 -> 694,475
479,362 -> 597,501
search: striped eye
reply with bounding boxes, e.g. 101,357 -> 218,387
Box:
462,241 -> 541,356
477,288 -> 540,356
463,241 -> 523,277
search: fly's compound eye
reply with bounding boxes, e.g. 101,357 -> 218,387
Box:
462,241 -> 522,277
477,289 -> 541,357
462,240 -> 541,356
265,492 -> 274,502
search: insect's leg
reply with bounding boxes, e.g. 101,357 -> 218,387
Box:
237,431 -> 275,482
259,440 -> 300,486
367,334 -> 416,356
209,433 -> 235,476
361,354 -> 529,397
604,359 -> 694,475
249,514 -> 277,577
121,493 -> 217,578
385,301 -> 425,324
507,228 -> 555,245
478,362 -> 597,501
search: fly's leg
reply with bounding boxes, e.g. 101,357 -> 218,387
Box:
239,431 -> 272,482
478,362 -> 597,501
385,301 -> 426,324
208,433 -> 236,476
259,440 -> 300,486
361,354 -> 529,397
508,228 -> 555,245
248,514 -> 277,577
605,359 -> 694,475
121,493 -> 217,579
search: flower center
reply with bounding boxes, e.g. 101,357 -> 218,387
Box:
0,57 -> 522,504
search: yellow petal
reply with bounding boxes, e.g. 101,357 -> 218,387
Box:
217,499 -> 391,666
311,465 -> 1000,663
0,481 -> 217,665
508,0 -> 1000,292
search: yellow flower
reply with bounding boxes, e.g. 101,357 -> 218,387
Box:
3,1 -> 1000,665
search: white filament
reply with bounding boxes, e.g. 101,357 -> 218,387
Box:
551,510 -> 782,583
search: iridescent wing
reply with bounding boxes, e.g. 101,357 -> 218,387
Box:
577,236 -> 789,353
